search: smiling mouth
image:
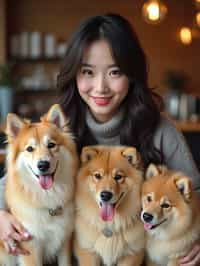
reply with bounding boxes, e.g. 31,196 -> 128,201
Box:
144,218 -> 168,231
92,96 -> 112,106
28,162 -> 58,190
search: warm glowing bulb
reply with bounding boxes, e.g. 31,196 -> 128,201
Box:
142,0 -> 167,24
147,3 -> 160,21
196,12 -> 200,27
180,27 -> 192,45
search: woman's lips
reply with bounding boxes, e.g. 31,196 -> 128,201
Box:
92,96 -> 112,106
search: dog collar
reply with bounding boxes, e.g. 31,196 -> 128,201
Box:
102,227 -> 113,238
48,205 -> 63,216
102,216 -> 138,238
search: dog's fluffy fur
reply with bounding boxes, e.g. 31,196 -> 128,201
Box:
0,104 -> 78,266
74,145 -> 145,266
141,164 -> 200,266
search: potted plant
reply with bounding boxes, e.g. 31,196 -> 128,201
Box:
163,70 -> 189,119
163,70 -> 189,92
0,62 -> 20,123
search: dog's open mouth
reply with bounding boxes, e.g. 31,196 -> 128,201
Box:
28,162 -> 58,190
99,192 -> 125,222
144,218 -> 167,231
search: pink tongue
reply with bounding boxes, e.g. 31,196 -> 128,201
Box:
100,203 -> 115,221
144,223 -> 153,231
39,175 -> 53,190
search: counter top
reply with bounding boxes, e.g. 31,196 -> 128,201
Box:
174,120 -> 200,132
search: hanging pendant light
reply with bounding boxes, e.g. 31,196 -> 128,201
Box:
142,0 -> 168,24
195,12 -> 200,27
179,27 -> 193,45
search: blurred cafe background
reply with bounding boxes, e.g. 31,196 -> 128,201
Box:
0,0 -> 200,175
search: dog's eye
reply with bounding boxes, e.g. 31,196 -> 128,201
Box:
160,203 -> 170,209
26,146 -> 34,152
94,173 -> 102,180
127,156 -> 133,164
114,174 -> 122,181
47,142 -> 56,149
147,195 -> 152,202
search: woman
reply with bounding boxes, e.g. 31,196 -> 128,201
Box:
0,13 -> 200,265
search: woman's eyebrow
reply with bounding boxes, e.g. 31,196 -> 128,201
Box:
81,63 -> 118,68
107,64 -> 118,68
81,63 -> 93,67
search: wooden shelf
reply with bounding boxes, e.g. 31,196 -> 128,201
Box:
16,88 -> 58,94
9,57 -> 62,63
174,120 -> 200,132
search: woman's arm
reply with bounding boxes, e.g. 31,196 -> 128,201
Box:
0,176 -> 31,254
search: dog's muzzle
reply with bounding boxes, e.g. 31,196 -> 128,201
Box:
142,211 -> 167,230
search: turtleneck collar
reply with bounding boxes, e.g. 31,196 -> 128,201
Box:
86,106 -> 125,139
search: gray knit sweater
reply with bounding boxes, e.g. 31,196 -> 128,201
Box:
0,110 -> 200,208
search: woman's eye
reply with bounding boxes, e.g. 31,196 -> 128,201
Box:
110,69 -> 122,77
47,142 -> 56,149
81,69 -> 93,76
26,146 -> 34,152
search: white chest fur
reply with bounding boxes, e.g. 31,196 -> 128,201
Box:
19,201 -> 74,259
76,216 -> 145,266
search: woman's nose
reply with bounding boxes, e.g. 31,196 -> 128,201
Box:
94,75 -> 109,93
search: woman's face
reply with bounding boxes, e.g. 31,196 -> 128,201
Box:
76,39 -> 129,122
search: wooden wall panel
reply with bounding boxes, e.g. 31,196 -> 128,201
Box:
6,0 -> 200,93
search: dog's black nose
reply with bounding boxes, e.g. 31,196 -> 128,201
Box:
100,191 -> 113,202
37,160 -> 50,172
143,212 -> 154,223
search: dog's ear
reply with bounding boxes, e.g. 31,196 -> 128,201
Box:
145,164 -> 160,180
81,146 -> 98,163
45,104 -> 69,132
122,147 -> 141,166
6,113 -> 26,139
174,175 -> 192,202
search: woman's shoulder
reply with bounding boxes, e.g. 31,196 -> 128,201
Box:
153,113 -> 184,151
154,113 -> 179,138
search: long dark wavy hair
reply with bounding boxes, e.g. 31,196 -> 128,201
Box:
57,13 -> 163,167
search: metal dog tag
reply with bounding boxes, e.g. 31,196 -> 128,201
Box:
102,227 -> 113,238
49,206 -> 63,216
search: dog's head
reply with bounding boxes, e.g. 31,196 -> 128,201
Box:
141,164 -> 193,237
6,104 -> 76,190
79,145 -> 143,221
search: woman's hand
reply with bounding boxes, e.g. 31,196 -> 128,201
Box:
0,209 -> 31,255
179,244 -> 200,266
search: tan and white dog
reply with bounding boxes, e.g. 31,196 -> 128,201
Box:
74,145 -> 145,266
0,104 -> 78,266
141,164 -> 200,266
